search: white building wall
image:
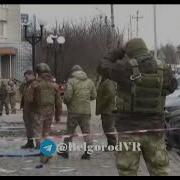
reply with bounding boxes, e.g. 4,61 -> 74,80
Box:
0,5 -> 21,43
0,5 -> 31,81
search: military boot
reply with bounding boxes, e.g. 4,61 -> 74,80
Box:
57,151 -> 69,159
21,139 -> 34,149
40,154 -> 50,164
34,140 -> 41,150
81,151 -> 91,160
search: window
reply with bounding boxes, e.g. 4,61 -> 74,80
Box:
0,22 -> 4,36
0,21 -> 6,37
21,14 -> 29,24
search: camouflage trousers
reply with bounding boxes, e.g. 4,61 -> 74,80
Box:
33,110 -> 54,148
64,113 -> 92,148
23,109 -> 34,139
101,114 -> 117,146
116,133 -> 169,176
9,95 -> 16,114
0,98 -> 9,115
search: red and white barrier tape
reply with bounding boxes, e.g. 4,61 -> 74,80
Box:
1,127 -> 180,141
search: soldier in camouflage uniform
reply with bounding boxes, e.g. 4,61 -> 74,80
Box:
20,70 -> 36,149
97,38 -> 177,176
8,79 -> 17,114
61,65 -> 97,160
0,80 -> 9,116
27,63 -> 62,146
26,63 -> 62,163
96,77 -> 117,147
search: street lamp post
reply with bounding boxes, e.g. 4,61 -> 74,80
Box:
46,34 -> 65,82
24,24 -> 44,71
153,5 -> 158,59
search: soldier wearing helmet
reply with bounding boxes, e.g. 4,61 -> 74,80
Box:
35,63 -> 51,75
97,38 -> 177,176
26,63 -> 62,164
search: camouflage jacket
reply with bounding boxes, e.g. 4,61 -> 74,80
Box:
7,85 -> 16,96
0,82 -> 9,99
26,73 -> 62,116
20,80 -> 35,111
64,71 -> 97,115
96,78 -> 117,115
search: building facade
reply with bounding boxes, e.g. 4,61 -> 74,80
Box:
0,5 -> 31,81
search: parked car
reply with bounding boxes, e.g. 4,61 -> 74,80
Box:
165,74 -> 180,152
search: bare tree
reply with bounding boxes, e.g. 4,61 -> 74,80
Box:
36,16 -> 124,82
159,44 -> 178,64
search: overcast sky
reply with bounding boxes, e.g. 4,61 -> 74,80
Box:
21,4 -> 180,50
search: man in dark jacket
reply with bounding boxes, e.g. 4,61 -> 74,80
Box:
20,70 -> 36,149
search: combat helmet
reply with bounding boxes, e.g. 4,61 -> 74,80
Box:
125,38 -> 148,58
36,63 -> 51,74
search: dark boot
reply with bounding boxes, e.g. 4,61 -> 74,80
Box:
34,140 -> 41,150
40,154 -> 50,164
57,151 -> 69,159
81,151 -> 91,160
21,139 -> 34,149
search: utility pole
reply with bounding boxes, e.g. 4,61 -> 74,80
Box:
110,4 -> 115,30
132,10 -> 143,37
110,4 -> 115,48
33,14 -> 36,33
110,4 -> 118,114
130,15 -> 133,39
153,5 -> 158,59
55,19 -> 58,34
128,25 -> 130,41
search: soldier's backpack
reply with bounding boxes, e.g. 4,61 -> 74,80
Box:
130,58 -> 164,114
116,57 -> 164,114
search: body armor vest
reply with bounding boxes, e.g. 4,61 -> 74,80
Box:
116,58 -> 164,114
35,80 -> 56,107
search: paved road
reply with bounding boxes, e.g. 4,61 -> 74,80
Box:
0,104 -> 180,176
